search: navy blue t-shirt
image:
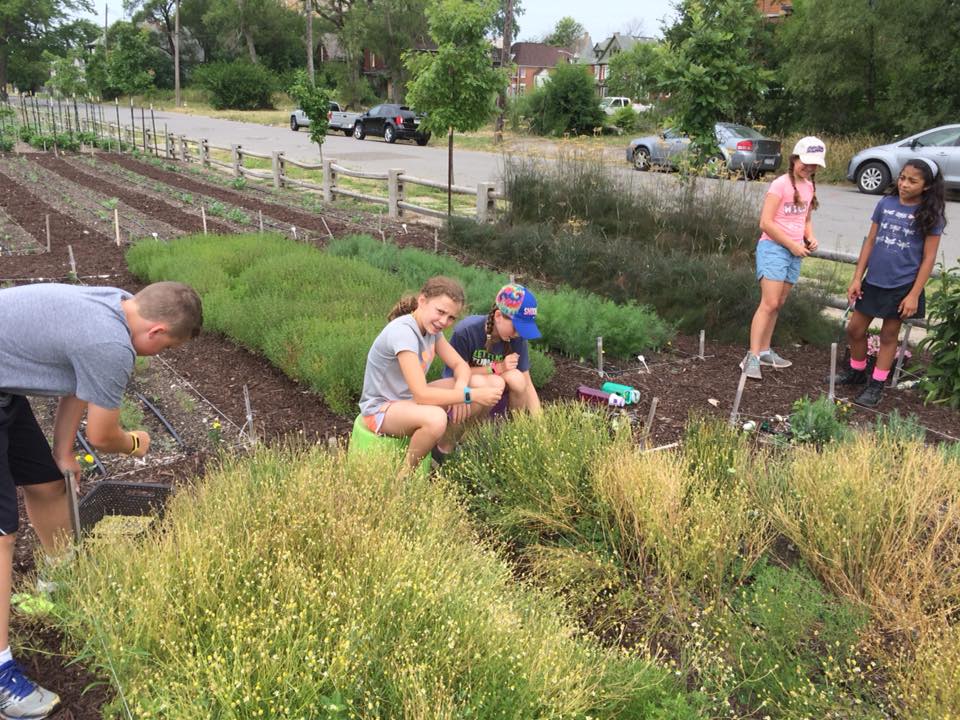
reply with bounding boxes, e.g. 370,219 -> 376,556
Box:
441,315 -> 530,378
867,195 -> 945,288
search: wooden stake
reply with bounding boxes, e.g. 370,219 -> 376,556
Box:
698,330 -> 705,360
596,336 -> 604,377
644,396 -> 659,446
891,324 -> 913,387
433,228 -> 439,253
729,364 -> 749,425
243,384 -> 258,447
828,342 -> 837,401
291,225 -> 298,241
67,244 -> 77,280
201,206 -> 208,235
45,214 -> 51,252
258,210 -> 264,232
321,215 -> 334,240
114,208 -> 121,247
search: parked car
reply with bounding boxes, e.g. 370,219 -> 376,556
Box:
600,96 -> 652,115
353,104 -> 430,146
626,123 -> 782,178
847,124 -> 960,194
290,101 -> 360,135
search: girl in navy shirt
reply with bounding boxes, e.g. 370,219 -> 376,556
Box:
835,158 -> 946,407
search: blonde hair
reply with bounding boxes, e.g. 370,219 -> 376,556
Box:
388,276 -> 466,321
134,282 -> 203,339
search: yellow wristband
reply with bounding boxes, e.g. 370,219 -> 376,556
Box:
127,432 -> 140,456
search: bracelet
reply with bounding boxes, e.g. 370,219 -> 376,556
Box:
463,386 -> 472,405
126,432 -> 140,456
491,362 -> 500,376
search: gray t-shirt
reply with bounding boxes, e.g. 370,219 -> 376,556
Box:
359,314 -> 437,416
0,284 -> 135,409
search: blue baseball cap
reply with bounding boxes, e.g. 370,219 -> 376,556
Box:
495,283 -> 541,341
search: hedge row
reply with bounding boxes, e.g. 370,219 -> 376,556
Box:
327,234 -> 673,358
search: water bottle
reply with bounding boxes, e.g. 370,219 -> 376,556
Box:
601,381 -> 640,405
577,385 -> 626,407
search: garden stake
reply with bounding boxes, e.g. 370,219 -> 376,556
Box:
63,470 -> 82,543
891,323 -> 913,388
150,105 -> 158,156
44,214 -> 51,252
729,364 -> 749,426
596,336 -> 604,377
67,244 -> 77,280
129,98 -> 135,147
291,225 -> 298,241
258,210 -> 264,232
698,330 -> 705,360
243,384 -> 258,447
114,208 -> 121,247
828,342 -> 838,401
114,99 -> 122,152
637,355 -> 650,374
321,215 -> 333,240
433,228 -> 438,252
644,396 -> 659,447
201,206 -> 208,235
140,106 -> 147,153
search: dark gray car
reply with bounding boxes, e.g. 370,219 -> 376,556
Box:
626,123 -> 781,178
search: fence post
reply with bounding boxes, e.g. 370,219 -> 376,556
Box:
322,158 -> 336,202
476,182 -> 496,223
388,169 -> 403,219
201,139 -> 210,167
231,145 -> 242,177
271,151 -> 284,189
179,135 -> 188,162
164,132 -> 172,159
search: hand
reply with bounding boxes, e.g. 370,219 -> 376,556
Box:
805,236 -> 819,251
788,241 -> 811,258
130,430 -> 151,458
846,281 -> 863,306
54,455 -> 82,491
899,292 -> 920,319
501,353 -> 520,372
472,385 -> 504,407
449,403 -> 470,425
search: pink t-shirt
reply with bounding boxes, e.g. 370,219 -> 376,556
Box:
759,173 -> 814,245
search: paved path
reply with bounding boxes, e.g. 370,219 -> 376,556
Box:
98,105 -> 960,266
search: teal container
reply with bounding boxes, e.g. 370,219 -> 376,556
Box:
601,382 -> 640,405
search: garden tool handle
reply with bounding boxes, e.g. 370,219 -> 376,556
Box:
64,470 -> 82,544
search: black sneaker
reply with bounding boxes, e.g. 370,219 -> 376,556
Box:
833,366 -> 868,385
854,379 -> 884,407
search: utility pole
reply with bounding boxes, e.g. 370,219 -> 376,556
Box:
174,0 -> 181,106
103,3 -> 108,49
305,0 -> 315,82
494,0 -> 513,143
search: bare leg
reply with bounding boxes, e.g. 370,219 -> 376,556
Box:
846,310 -> 873,362
22,480 -> 71,556
874,317 -> 903,372
436,374 -> 504,451
379,402 -> 448,468
750,279 -> 792,355
0,534 -> 13,650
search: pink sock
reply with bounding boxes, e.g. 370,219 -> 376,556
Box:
873,368 -> 890,382
850,358 -> 867,371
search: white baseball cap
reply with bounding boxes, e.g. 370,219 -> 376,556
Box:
792,136 -> 826,167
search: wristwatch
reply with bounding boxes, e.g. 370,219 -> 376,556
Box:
463,386 -> 472,405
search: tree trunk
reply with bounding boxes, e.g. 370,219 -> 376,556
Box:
0,49 -> 8,101
305,0 -> 315,82
174,0 -> 181,107
447,126 -> 453,218
244,30 -> 258,63
494,0 -> 513,143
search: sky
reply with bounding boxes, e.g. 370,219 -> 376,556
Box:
76,0 -> 679,44
517,0 -> 677,43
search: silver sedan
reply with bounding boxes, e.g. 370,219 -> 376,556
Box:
847,124 -> 960,194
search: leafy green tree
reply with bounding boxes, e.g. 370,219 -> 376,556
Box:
45,50 -> 88,97
288,70 -> 330,157
525,61 -> 604,136
0,0 -> 92,97
544,16 -> 584,48
606,40 -> 662,101
85,22 -> 174,99
405,0 -> 507,216
658,0 -> 770,162
358,0 -> 429,101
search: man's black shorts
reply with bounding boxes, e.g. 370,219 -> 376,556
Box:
0,394 -> 63,535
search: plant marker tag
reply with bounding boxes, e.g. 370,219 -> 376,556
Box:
291,226 -> 298,240
637,355 -> 650,374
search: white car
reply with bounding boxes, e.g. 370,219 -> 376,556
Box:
847,124 -> 960,194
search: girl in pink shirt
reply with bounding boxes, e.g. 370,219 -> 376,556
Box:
741,136 -> 826,380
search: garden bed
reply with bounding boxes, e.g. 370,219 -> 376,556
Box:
1,149 -> 958,718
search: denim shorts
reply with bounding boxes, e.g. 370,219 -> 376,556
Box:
756,240 -> 801,284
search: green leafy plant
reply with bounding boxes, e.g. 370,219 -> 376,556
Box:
918,263 -> 960,408
193,62 -> 276,110
787,395 -> 851,446
119,396 -> 145,430
287,70 -> 330,158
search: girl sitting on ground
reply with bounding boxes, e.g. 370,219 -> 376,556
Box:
358,276 -> 504,470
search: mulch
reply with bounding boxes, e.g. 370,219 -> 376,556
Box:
1,149 -> 958,719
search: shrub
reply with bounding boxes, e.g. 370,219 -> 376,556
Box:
522,62 -> 605,136
0,134 -> 12,152
787,395 -> 852,446
193,62 -> 276,110
610,106 -> 640,133
527,347 -> 555,387
918,263 -> 960,408
51,446 -> 697,718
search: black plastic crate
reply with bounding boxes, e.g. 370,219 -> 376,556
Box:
78,481 -> 172,536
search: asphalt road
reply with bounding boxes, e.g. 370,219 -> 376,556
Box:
106,105 -> 959,266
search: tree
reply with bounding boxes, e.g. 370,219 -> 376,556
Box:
404,0 -> 507,216
0,0 -> 92,97
658,0 -> 770,163
288,70 -> 329,158
606,40 -> 661,100
525,61 -> 604,136
85,22 -> 174,98
358,0 -> 429,101
544,16 -> 584,48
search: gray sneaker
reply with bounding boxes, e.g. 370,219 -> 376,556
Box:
739,353 -> 762,380
0,659 -> 60,719
758,349 -> 792,369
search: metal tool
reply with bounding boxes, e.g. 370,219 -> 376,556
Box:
64,470 -> 82,543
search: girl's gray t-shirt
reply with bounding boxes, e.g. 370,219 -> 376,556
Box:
359,314 -> 437,416
0,284 -> 135,409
